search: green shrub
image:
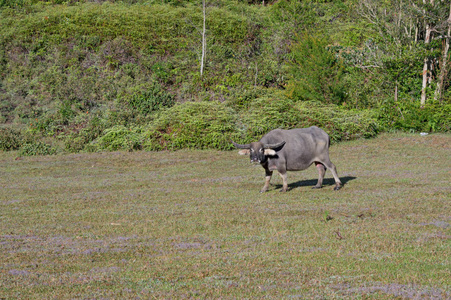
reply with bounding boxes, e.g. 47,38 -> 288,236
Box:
19,141 -> 57,156
63,114 -> 107,152
378,100 -> 451,132
30,100 -> 78,135
126,83 -> 175,115
143,101 -> 239,150
237,95 -> 379,143
91,125 -> 143,152
63,106 -> 158,153
0,127 -> 22,150
0,0 -> 27,9
294,101 -> 379,142
0,126 -> 59,155
225,87 -> 271,110
238,95 -> 302,141
431,104 -> 451,132
285,34 -> 347,105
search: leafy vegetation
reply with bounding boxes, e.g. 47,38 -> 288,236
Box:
92,125 -> 144,152
239,96 -> 379,143
0,0 -> 450,154
285,34 -> 347,105
378,100 -> 451,133
143,101 -> 239,150
19,141 -> 57,156
0,127 -> 22,151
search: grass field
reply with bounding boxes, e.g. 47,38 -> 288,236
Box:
1,133 -> 450,299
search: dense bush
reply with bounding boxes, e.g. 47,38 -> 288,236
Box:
285,34 -> 347,105
62,113 -> 108,152
0,126 -> 61,155
378,100 -> 451,133
143,101 -> 239,150
62,107 -> 160,152
89,125 -> 143,152
0,127 -> 23,150
294,101 -> 379,142
19,141 -> 57,156
238,95 -> 379,143
124,83 -> 175,115
238,95 -> 302,140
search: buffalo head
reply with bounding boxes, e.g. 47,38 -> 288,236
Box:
232,140 -> 286,164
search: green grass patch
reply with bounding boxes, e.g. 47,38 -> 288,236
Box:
1,133 -> 450,298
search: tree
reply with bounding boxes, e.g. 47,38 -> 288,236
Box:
413,0 -> 450,104
285,34 -> 346,105
200,0 -> 206,78
358,0 -> 450,105
434,2 -> 451,102
420,0 -> 433,106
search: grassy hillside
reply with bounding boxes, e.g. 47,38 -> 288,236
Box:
0,0 -> 450,155
0,1 -> 277,118
1,133 -> 450,298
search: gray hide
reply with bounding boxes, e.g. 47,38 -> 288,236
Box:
233,126 -> 342,192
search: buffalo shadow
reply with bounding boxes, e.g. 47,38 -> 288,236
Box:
273,176 -> 356,191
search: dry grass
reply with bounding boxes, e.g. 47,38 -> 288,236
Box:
1,133 -> 450,299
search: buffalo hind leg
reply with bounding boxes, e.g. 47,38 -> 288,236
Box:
322,159 -> 342,190
260,170 -> 273,193
278,172 -> 288,192
313,162 -> 326,189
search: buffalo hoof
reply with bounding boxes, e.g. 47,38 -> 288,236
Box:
312,186 -> 322,189
334,185 -> 342,191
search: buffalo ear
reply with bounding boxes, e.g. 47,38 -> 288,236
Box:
264,149 -> 276,156
238,149 -> 250,155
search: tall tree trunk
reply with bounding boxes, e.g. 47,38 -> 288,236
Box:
421,25 -> 432,106
200,0 -> 206,78
434,3 -> 451,102
421,0 -> 437,106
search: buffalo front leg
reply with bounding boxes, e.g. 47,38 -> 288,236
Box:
313,162 -> 326,189
260,170 -> 273,193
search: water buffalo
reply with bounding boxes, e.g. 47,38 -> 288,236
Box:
232,126 -> 342,192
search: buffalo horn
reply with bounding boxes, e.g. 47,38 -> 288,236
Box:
232,141 -> 250,149
263,141 -> 286,149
